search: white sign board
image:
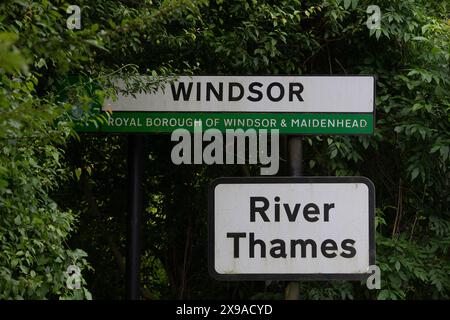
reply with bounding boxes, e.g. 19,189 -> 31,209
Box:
209,177 -> 375,280
105,75 -> 375,113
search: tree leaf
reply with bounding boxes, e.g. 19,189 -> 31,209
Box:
344,0 -> 352,9
411,168 -> 419,181
75,168 -> 82,181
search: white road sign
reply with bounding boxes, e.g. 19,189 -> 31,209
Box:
208,177 -> 375,280
105,75 -> 375,113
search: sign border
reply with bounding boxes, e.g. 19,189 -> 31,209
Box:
208,176 -> 375,281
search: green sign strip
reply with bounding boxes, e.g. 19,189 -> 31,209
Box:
75,112 -> 374,135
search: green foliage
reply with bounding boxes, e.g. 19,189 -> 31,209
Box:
0,1 -> 95,299
0,0 -> 208,299
0,72 -> 92,298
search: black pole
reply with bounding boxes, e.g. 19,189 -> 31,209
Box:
288,136 -> 303,176
285,135 -> 302,300
126,134 -> 144,300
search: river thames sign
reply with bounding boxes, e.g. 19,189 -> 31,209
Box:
208,177 -> 375,280
77,75 -> 375,135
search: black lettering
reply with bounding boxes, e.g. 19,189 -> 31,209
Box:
171,82 -> 193,101
324,203 -> 335,222
247,82 -> 263,101
270,239 -> 287,258
249,232 -> 266,258
340,239 -> 356,258
283,203 -> 301,222
229,82 -> 244,101
250,197 -> 270,222
267,82 -> 284,102
290,239 -> 317,258
274,197 -> 280,222
303,203 -> 320,222
206,82 -> 223,101
226,232 -> 246,258
196,82 -> 201,101
289,83 -> 304,101
321,239 -> 338,258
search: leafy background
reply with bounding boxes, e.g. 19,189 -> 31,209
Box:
0,0 -> 449,299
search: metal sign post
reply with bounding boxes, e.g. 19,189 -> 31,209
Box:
286,136 -> 303,300
288,136 -> 303,177
126,134 -> 144,300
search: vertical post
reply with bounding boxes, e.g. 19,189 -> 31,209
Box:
285,135 -> 302,300
288,136 -> 303,176
126,134 -> 144,300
